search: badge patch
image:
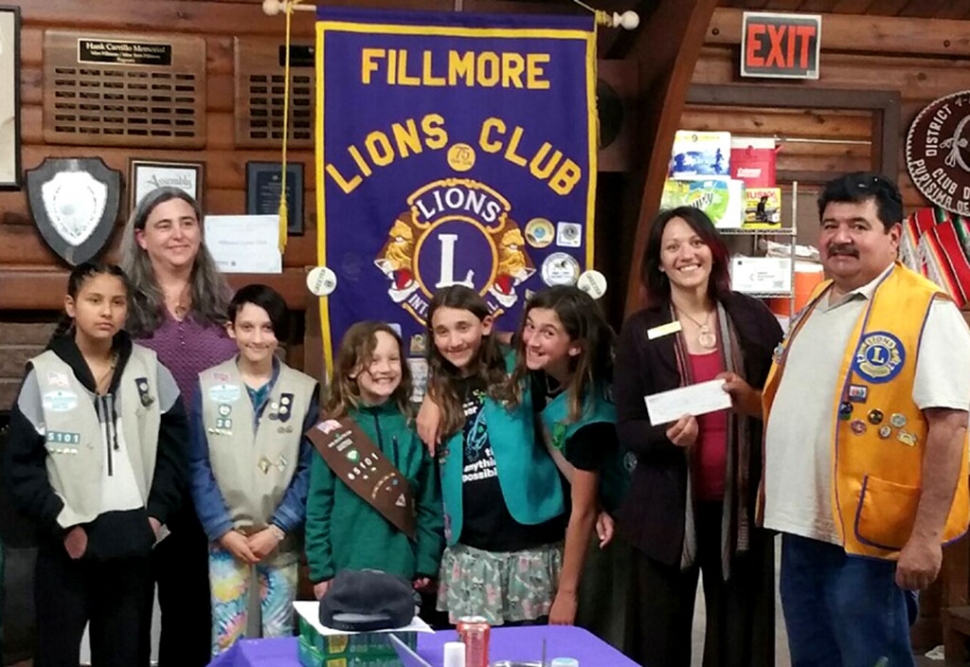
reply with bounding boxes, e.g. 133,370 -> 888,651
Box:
47,431 -> 80,445
208,383 -> 241,403
852,331 -> 905,384
218,404 -> 231,417
847,385 -> 868,403
42,390 -> 78,413
46,371 -> 69,388
374,179 -> 536,322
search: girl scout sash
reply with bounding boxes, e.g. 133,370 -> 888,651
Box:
306,417 -> 416,539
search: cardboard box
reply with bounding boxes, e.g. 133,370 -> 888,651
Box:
293,601 -> 429,667
669,130 -> 731,178
730,257 -> 792,294
743,188 -> 782,227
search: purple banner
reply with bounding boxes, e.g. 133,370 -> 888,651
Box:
315,8 -> 597,381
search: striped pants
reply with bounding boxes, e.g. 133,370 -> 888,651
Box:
208,544 -> 298,656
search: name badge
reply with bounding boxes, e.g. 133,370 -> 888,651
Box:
647,320 -> 682,340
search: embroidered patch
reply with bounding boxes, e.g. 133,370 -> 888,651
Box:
46,431 -> 80,445
207,383 -> 241,404
852,331 -> 905,384
42,390 -> 78,413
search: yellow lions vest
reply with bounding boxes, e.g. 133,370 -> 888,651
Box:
199,359 -> 316,532
763,262 -> 970,558
31,345 -> 161,529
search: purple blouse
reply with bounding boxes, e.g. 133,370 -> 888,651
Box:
134,314 -> 237,406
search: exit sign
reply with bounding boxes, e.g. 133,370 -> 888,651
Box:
741,12 -> 821,80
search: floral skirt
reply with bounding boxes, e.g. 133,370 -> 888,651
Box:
436,542 -> 563,625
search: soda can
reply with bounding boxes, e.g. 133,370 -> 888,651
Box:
457,615 -> 490,667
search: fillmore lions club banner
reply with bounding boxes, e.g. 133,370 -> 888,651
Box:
315,8 -> 597,378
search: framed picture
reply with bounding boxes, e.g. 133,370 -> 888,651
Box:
246,161 -> 305,235
0,6 -> 21,189
128,158 -> 204,212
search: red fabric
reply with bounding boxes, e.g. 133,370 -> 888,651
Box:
689,351 -> 728,501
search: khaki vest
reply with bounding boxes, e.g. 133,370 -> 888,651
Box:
32,345 -> 162,529
763,263 -> 970,558
199,359 -> 316,531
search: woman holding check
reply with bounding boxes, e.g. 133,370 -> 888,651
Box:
613,207 -> 782,667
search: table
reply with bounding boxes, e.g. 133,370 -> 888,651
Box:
208,626 -> 641,666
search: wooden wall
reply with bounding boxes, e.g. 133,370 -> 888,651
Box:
689,9 -> 970,214
0,0 -> 637,408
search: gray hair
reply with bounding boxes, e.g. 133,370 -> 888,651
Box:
120,187 -> 231,337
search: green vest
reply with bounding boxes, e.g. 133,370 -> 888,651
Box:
540,383 -> 631,512
199,358 -> 316,531
32,346 -> 161,529
439,356 -> 565,546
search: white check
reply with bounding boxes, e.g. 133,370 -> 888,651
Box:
644,379 -> 733,425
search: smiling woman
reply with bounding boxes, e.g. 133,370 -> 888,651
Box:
120,186 -> 237,667
613,206 -> 784,667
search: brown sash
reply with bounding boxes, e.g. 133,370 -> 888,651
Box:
306,416 -> 416,540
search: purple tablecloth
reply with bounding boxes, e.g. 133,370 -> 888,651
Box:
208,626 -> 640,666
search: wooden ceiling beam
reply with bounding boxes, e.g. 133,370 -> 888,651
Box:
708,8 -> 970,58
622,0 -> 719,315
828,0 -> 877,14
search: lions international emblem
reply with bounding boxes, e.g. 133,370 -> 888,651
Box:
852,331 -> 905,384
375,179 -> 535,324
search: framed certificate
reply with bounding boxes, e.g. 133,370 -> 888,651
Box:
128,158 -> 204,212
246,161 -> 305,235
0,6 -> 21,189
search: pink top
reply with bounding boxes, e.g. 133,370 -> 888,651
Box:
688,351 -> 728,501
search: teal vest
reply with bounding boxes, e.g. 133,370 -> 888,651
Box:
439,373 -> 565,547
541,384 -> 630,512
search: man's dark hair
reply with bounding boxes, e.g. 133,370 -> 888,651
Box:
817,172 -> 903,231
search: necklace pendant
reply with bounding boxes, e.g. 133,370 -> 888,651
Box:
698,329 -> 717,349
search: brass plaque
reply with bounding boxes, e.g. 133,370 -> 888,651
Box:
43,31 -> 207,148
234,36 -> 314,149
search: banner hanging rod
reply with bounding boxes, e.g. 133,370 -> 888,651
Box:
262,0 -> 639,29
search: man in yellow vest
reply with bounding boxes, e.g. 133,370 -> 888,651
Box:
762,172 -> 970,666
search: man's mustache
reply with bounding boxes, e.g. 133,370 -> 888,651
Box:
827,243 -> 859,258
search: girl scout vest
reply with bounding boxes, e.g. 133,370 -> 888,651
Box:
763,262 -> 970,558
540,384 -> 630,512
199,359 -> 316,531
32,345 -> 162,529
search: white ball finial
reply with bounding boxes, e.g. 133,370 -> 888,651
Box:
617,10 -> 640,30
263,0 -> 283,16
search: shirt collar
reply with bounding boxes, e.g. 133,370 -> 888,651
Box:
827,262 -> 895,307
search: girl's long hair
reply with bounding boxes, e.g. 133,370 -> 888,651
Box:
504,286 -> 615,422
120,187 -> 231,336
323,321 -> 413,419
426,285 -> 507,439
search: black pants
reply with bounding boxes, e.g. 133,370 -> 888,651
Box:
35,544 -> 152,667
630,501 -> 775,667
142,505 -> 212,667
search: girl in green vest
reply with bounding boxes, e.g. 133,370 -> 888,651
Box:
425,285 -> 566,626
503,285 -> 635,652
304,321 -> 444,604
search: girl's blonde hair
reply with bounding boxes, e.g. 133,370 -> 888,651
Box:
323,321 -> 413,419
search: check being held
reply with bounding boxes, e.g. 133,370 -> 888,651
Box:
644,379 -> 733,425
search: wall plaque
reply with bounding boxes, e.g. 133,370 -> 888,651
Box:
906,91 -> 970,216
27,158 -> 121,266
234,36 -> 314,149
43,30 -> 206,148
